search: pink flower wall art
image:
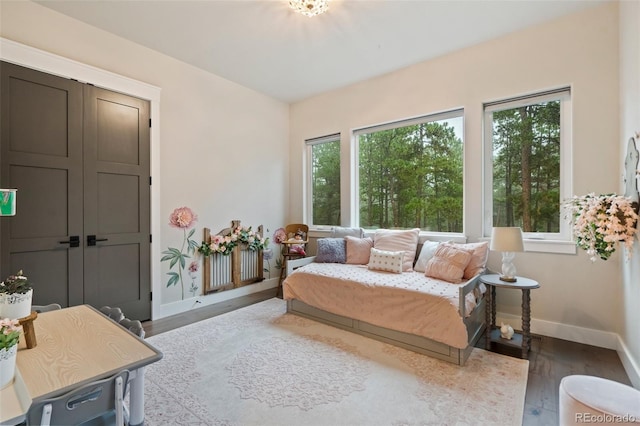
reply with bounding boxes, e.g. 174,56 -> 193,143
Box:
161,206 -> 199,300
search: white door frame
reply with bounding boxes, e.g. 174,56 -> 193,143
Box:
0,38 -> 162,319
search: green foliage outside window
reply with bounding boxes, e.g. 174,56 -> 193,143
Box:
358,118 -> 463,231
311,139 -> 341,226
491,100 -> 561,232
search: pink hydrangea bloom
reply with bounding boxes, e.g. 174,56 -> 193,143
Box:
169,207 -> 197,229
273,227 -> 287,244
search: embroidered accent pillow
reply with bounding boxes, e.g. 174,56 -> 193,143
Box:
367,248 -> 404,274
373,228 -> 420,272
425,243 -> 473,283
315,238 -> 346,263
345,236 -> 374,264
413,241 -> 440,273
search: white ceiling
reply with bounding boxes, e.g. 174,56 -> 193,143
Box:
37,0 -> 606,103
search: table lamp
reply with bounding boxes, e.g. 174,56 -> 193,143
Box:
490,227 -> 524,282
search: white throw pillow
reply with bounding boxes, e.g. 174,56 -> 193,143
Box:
413,241 -> 440,273
367,248 -> 404,274
373,228 -> 420,272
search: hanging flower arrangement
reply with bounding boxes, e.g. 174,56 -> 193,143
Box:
564,193 -> 639,262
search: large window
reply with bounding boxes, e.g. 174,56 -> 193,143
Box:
483,88 -> 572,241
306,134 -> 341,226
354,110 -> 464,232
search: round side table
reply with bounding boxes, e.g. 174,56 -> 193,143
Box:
479,274 -> 540,359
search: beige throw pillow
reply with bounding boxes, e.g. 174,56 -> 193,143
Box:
425,243 -> 473,283
455,241 -> 490,279
373,228 -> 420,272
367,248 -> 404,274
345,236 -> 374,264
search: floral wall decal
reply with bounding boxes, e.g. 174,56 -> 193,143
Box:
161,207 -> 199,299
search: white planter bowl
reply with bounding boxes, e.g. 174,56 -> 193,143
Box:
0,344 -> 18,389
0,289 -> 33,319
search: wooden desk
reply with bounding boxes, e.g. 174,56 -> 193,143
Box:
0,305 -> 162,425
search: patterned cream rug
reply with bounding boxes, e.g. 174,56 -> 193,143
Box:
144,298 -> 528,426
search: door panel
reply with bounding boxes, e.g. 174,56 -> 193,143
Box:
95,244 -> 141,307
11,250 -> 70,307
1,62 -> 84,308
8,76 -> 70,157
97,173 -> 140,234
97,100 -> 141,165
9,165 -> 69,239
83,85 -> 151,320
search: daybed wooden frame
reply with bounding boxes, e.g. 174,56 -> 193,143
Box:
285,256 -> 487,366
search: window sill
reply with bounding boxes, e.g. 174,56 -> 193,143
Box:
478,237 -> 577,255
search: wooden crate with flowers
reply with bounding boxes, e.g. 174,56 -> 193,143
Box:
200,220 -> 267,294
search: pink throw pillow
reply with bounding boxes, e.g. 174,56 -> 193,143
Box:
345,236 -> 374,264
373,228 -> 420,271
425,243 -> 473,283
455,241 -> 489,279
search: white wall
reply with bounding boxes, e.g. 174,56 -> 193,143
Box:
0,1 -> 290,318
290,3 -> 625,349
619,0 -> 640,387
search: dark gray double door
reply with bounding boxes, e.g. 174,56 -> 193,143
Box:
0,62 -> 151,320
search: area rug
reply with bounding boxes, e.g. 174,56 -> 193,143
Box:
143,298 -> 529,426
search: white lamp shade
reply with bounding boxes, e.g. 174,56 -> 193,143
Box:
490,227 -> 524,252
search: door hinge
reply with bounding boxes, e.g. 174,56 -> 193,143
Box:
149,118 -> 152,128
150,291 -> 152,301
149,234 -> 152,243
149,176 -> 152,186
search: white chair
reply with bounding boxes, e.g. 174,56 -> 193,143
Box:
26,370 -> 129,426
99,306 -> 125,323
118,317 -> 145,339
99,307 -> 146,424
32,304 -> 62,313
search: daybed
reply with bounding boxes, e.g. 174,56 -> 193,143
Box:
282,228 -> 488,366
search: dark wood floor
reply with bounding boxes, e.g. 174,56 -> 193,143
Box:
143,289 -> 632,426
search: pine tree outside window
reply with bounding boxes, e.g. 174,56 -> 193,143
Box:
354,110 -> 464,232
306,134 -> 341,227
483,88 -> 573,247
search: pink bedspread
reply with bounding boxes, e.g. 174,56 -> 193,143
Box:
283,263 -> 480,349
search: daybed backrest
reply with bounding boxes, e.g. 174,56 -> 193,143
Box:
329,226 -> 365,239
314,227 -> 489,281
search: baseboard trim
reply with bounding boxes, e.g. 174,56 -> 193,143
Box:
153,278 -> 278,320
496,312 -> 618,349
617,337 -> 640,388
497,312 -> 640,387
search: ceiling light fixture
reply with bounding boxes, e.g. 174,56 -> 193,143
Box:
289,0 -> 329,17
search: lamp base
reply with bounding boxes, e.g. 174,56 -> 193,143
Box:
499,275 -> 517,282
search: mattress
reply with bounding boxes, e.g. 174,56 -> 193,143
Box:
283,262 -> 483,349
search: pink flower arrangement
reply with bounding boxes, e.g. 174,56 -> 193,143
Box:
565,193 -> 639,261
0,318 -> 22,350
273,227 -> 287,244
169,207 -> 197,229
198,225 -> 267,256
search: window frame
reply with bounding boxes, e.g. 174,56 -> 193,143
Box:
352,109 -> 465,234
305,133 -> 342,229
482,88 -> 574,252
